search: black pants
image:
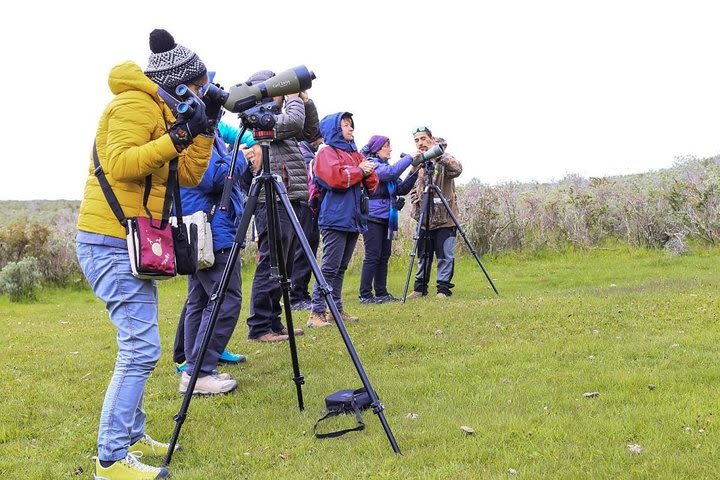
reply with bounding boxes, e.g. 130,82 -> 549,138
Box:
359,220 -> 392,298
413,226 -> 456,296
289,202 -> 319,303
246,202 -> 300,339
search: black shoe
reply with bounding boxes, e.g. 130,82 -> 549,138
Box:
291,299 -> 312,311
359,296 -> 378,305
376,294 -> 400,303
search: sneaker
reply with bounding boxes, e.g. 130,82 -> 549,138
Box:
249,332 -> 289,343
278,327 -> 304,336
174,361 -> 187,374
218,349 -> 246,364
358,296 -> 378,305
376,294 -> 400,303
407,291 -> 424,299
325,310 -> 359,322
436,293 -> 448,299
178,371 -> 237,395
94,452 -> 169,479
129,434 -> 180,458
290,299 -> 312,311
211,370 -> 234,381
307,311 -> 332,328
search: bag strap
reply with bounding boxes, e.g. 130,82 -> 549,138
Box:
313,402 -> 365,439
171,163 -> 185,227
92,142 -> 127,226
92,141 -> 177,229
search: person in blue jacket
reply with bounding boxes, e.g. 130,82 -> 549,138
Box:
173,115 -> 256,395
358,135 -> 417,303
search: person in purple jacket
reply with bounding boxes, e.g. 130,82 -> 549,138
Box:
358,135 -> 418,304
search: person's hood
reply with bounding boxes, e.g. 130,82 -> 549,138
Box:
319,112 -> 357,152
108,61 -> 162,101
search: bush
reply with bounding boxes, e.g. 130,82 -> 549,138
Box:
0,256 -> 42,302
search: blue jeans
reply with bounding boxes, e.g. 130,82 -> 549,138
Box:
76,242 -> 161,462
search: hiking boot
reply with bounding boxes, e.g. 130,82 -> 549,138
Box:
358,296 -> 378,305
129,434 -> 179,458
436,293 -> 448,299
174,361 -> 187,374
249,332 -> 289,343
325,310 -> 359,323
407,291 -> 424,299
307,311 -> 332,328
178,371 -> 237,395
218,349 -> 246,364
94,452 -> 169,479
376,294 -> 400,303
278,327 -> 304,336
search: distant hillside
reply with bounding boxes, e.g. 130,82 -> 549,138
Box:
0,200 -> 80,227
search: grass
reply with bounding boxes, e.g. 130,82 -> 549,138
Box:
1,245 -> 719,479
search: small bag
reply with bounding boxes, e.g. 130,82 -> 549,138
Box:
313,387 -> 372,439
126,216 -> 177,279
92,142 -> 178,280
171,211 -> 214,270
170,178 -> 198,276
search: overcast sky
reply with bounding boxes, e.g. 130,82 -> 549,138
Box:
3,0 -> 720,200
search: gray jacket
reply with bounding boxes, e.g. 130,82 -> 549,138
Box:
257,97 -> 319,202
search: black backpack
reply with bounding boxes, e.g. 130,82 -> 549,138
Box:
313,388 -> 372,439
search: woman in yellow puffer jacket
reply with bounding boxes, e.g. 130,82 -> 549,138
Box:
75,29 -> 212,480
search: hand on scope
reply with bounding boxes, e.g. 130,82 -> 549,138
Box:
359,160 -> 375,177
298,91 -> 309,102
168,100 -> 210,152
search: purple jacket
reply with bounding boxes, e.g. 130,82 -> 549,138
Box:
367,153 -> 417,221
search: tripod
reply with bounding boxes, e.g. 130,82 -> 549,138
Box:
165,124 -> 400,467
402,159 -> 499,302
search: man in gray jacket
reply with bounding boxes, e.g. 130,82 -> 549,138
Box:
244,70 -> 320,342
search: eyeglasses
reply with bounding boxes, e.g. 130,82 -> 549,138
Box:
412,126 -> 432,137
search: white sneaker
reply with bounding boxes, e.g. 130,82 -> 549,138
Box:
178,371 -> 237,395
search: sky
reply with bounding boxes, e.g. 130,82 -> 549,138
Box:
3,0 -> 720,200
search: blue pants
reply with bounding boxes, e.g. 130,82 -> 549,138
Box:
359,220 -> 392,298
76,242 -> 160,462
311,229 -> 359,313
413,227 -> 456,296
183,250 -> 242,376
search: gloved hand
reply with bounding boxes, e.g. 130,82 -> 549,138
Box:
168,99 -> 210,152
204,83 -> 224,132
396,196 -> 406,211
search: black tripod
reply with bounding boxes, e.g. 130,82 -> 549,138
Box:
165,119 -> 400,467
402,159 -> 499,302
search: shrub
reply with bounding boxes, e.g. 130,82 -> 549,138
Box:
0,256 -> 42,302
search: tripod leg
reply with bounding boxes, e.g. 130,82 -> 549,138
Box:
164,177 -> 262,467
274,182 -> 402,454
402,187 -> 433,302
266,177 -> 304,410
430,184 -> 499,295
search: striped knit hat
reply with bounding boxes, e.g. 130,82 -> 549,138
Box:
144,29 -> 206,91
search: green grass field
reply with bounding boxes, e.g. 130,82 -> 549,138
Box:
1,246 -> 719,479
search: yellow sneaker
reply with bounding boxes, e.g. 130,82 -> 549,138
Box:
93,452 -> 169,479
128,434 -> 180,458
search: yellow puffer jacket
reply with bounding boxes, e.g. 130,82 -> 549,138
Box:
77,61 -> 212,239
